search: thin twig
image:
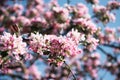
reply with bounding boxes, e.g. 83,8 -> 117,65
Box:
97,46 -> 109,55
64,61 -> 77,80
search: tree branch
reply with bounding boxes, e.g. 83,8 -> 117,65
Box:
0,73 -> 26,80
97,46 -> 109,55
97,46 -> 117,61
102,44 -> 120,49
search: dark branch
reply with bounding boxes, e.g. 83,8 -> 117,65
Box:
97,46 -> 117,61
0,73 -> 26,80
102,44 -> 120,49
97,46 -> 109,55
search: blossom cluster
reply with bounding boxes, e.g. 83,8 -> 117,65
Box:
107,1 -> 120,11
97,27 -> 120,44
73,18 -> 97,34
70,3 -> 89,18
93,5 -> 116,24
29,30 -> 83,66
0,32 -> 27,60
83,52 -> 100,79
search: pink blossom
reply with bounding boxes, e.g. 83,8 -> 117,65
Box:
93,59 -> 100,66
98,32 -> 105,44
13,4 -> 24,16
31,17 -> 46,23
44,11 -> 53,19
49,0 -> 59,7
29,32 -> 45,55
86,35 -> 99,51
106,34 -> 115,42
35,0 -> 44,5
52,6 -> 69,22
109,13 -> 116,22
67,29 -> 85,44
104,27 -> 115,42
1,7 -> 9,16
45,35 -> 82,57
93,5 -> 116,23
0,15 -> 4,22
13,4 -> 23,11
93,5 -> 107,13
26,8 -> 39,17
91,52 -> 100,59
76,3 -> 88,16
0,27 -> 4,34
10,16 -> 16,22
36,4 -> 44,13
105,28 -> 114,34
29,33 -> 82,65
91,69 -> 98,78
